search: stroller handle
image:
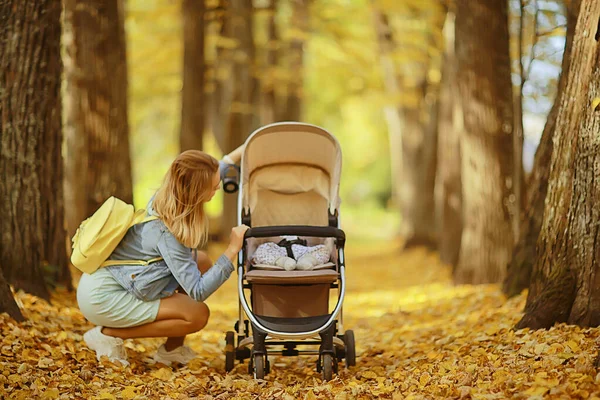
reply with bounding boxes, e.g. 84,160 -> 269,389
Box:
243,225 -> 346,247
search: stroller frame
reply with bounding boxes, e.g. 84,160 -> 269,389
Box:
223,123 -> 355,380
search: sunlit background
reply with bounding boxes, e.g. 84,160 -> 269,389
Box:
126,0 -> 566,241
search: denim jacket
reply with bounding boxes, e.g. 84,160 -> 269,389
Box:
106,167 -> 235,303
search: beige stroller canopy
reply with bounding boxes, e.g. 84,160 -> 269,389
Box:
241,123 -> 342,227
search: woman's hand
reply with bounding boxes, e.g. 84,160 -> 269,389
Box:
224,225 -> 250,262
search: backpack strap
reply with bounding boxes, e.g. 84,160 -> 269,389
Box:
101,256 -> 164,267
141,215 -> 159,223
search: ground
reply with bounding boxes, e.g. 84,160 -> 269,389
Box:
1,238 -> 600,399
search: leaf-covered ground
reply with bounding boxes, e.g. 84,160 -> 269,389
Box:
2,239 -> 600,399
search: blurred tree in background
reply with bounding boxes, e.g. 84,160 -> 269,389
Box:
180,0 -> 207,152
63,0 -> 133,285
372,0 -> 444,250
452,0 -> 515,285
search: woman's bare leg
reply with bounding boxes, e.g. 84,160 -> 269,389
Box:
102,293 -> 210,340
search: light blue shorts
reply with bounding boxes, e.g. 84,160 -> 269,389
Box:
77,268 -> 160,328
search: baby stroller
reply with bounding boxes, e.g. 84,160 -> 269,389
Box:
223,122 -> 355,380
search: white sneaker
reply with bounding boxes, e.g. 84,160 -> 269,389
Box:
153,344 -> 198,365
83,326 -> 129,366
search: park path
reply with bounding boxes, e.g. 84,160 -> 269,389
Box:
1,239 -> 600,399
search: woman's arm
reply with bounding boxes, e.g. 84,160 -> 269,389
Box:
222,143 -> 245,165
157,232 -> 234,302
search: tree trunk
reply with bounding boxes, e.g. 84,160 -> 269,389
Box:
280,0 -> 308,121
207,0 -> 232,152
516,0 -> 600,330
0,0 -> 65,302
372,6 -> 440,249
221,0 -> 257,236
400,102 -> 439,249
372,8 -> 403,214
453,0 -> 515,284
437,11 -> 462,267
63,0 -> 133,256
180,0 -> 206,152
0,269 -> 23,322
260,0 -> 280,125
503,0 -> 580,298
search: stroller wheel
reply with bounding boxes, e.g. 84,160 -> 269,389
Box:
253,354 -> 265,379
225,331 -> 235,372
344,330 -> 356,367
321,353 -> 334,381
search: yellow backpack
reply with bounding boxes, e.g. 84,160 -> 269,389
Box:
70,196 -> 162,274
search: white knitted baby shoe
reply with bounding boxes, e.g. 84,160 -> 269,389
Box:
296,254 -> 319,270
275,256 -> 297,271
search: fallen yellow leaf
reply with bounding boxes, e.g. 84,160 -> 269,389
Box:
151,367 -> 173,381
362,370 -> 378,379
524,386 -> 550,396
41,388 -> 59,400
120,386 -> 139,399
565,340 -> 580,352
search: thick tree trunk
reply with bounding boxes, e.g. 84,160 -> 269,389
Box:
63,0 -> 133,253
180,0 -> 206,152
221,0 -> 257,236
453,0 -> 515,284
437,12 -> 462,267
503,1 -> 580,298
372,8 -> 439,249
0,0 -> 65,302
516,0 -> 600,330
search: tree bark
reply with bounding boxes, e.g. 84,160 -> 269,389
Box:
503,0 -> 580,298
0,269 -> 23,322
63,0 -> 133,254
180,0 -> 206,152
516,0 -> 600,329
453,0 -> 515,284
221,0 -> 258,236
437,11 -> 463,267
0,0 -> 65,302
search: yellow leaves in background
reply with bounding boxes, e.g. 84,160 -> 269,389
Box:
592,97 -> 600,111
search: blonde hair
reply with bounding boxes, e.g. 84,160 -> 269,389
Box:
153,150 -> 219,248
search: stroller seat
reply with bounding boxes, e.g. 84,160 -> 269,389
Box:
245,267 -> 338,284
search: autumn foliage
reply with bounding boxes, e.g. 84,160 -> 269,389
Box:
2,241 -> 600,399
